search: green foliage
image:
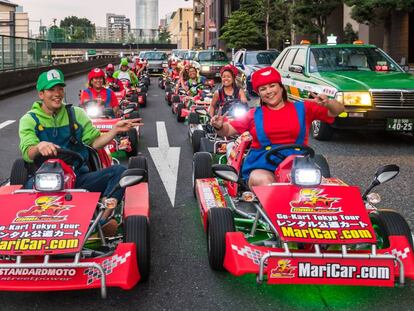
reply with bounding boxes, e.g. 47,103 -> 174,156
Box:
159,29 -> 171,43
292,0 -> 342,43
60,16 -> 96,41
343,23 -> 358,43
219,11 -> 262,49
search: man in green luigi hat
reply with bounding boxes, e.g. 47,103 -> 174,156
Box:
113,58 -> 138,86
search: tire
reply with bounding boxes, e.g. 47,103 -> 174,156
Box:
370,210 -> 414,250
177,103 -> 185,123
192,152 -> 213,197
140,93 -> 147,108
172,95 -> 180,103
313,154 -> 331,178
200,137 -> 214,153
129,93 -> 138,104
125,215 -> 150,282
10,158 -> 29,185
192,130 -> 205,153
127,128 -> 138,157
165,85 -> 172,93
188,112 -> 200,125
311,120 -> 334,141
207,208 -> 234,271
125,111 -> 140,119
128,155 -> 148,170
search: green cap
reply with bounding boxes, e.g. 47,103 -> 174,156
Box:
36,69 -> 66,92
120,58 -> 129,66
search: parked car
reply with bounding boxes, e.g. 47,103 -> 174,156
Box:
273,40 -> 414,140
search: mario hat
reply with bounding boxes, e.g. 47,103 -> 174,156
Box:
36,69 -> 65,92
220,64 -> 238,77
88,68 -> 105,81
251,67 -> 282,92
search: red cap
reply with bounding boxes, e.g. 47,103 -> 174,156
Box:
105,64 -> 114,72
220,64 -> 238,77
170,60 -> 178,66
183,60 -> 190,67
88,68 -> 105,81
251,67 -> 281,92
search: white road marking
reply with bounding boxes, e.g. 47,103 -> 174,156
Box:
0,120 -> 15,130
148,121 -> 181,207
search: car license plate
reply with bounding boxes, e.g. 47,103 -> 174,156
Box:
386,118 -> 414,131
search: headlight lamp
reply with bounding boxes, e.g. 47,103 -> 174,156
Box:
201,65 -> 210,72
291,156 -> 322,186
86,105 -> 101,118
335,92 -> 372,107
35,173 -> 64,192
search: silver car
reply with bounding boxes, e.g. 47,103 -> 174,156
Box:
142,51 -> 168,75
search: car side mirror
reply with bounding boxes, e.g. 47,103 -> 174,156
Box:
289,65 -> 304,74
212,164 -> 240,184
362,164 -> 399,199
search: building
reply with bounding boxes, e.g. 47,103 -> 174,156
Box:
106,13 -> 130,42
136,0 -> 159,41
192,0 -> 205,48
167,8 -> 194,49
0,0 -> 29,38
95,26 -> 109,42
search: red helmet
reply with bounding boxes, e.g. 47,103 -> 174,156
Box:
220,64 -> 238,77
106,64 -> 114,72
88,68 -> 105,81
170,60 -> 178,67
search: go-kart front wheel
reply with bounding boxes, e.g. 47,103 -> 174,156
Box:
125,215 -> 150,282
192,130 -> 205,153
127,128 -> 138,157
10,158 -> 29,185
188,112 -> 200,125
207,208 -> 234,271
311,120 -> 334,141
177,103 -> 185,123
192,152 -> 213,197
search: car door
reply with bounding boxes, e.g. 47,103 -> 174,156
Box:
276,48 -> 299,100
284,48 -> 311,101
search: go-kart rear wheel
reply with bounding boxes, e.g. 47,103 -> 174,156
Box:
10,158 -> 29,185
172,95 -> 181,104
192,152 -> 213,197
139,93 -> 147,108
311,120 -> 334,141
370,210 -> 414,250
127,128 -> 138,157
128,155 -> 148,170
192,130 -> 205,153
313,154 -> 331,178
207,208 -> 234,271
177,103 -> 185,123
125,215 -> 150,282
188,112 -> 200,125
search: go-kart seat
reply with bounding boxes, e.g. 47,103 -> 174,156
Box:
85,145 -> 102,172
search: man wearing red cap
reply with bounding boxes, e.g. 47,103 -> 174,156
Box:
211,66 -> 344,188
80,68 -> 120,117
105,64 -> 124,92
208,64 -> 247,117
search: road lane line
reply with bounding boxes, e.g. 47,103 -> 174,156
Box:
0,120 -> 15,130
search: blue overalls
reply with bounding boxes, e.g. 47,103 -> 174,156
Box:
83,88 -> 112,108
241,102 -> 306,181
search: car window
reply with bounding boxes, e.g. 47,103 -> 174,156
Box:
198,51 -> 229,61
183,51 -> 196,60
145,52 -> 167,60
280,49 -> 298,71
273,49 -> 288,68
245,52 -> 275,65
292,49 -> 306,68
309,47 -> 401,73
234,52 -> 243,64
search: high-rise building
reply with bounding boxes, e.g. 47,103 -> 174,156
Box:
106,13 -> 130,42
135,0 -> 159,41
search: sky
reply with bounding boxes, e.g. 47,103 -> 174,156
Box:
13,0 -> 192,33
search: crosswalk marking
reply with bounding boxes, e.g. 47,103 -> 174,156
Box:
0,120 -> 15,130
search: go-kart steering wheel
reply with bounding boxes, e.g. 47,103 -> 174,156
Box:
265,144 -> 315,166
34,148 -> 85,171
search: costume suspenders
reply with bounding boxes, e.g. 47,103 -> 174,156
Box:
84,88 -> 111,108
65,104 -> 80,145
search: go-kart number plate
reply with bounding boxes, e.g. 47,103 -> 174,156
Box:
267,257 -> 395,286
386,118 -> 414,131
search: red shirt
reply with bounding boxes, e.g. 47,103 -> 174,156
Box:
230,101 -> 334,148
80,87 -> 119,108
106,76 -> 124,91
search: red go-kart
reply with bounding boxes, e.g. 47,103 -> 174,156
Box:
1,148 -> 150,298
192,143 -> 414,287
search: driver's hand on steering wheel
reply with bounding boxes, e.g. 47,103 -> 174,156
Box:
113,118 -> 144,134
211,109 -> 228,130
37,141 -> 60,157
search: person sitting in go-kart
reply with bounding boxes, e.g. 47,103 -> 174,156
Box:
184,66 -> 207,96
19,69 -> 142,234
208,64 -> 248,118
210,66 -> 344,188
113,58 -> 138,87
178,60 -> 191,89
168,60 -> 181,81
80,68 -> 120,117
134,58 -> 146,78
105,63 -> 124,92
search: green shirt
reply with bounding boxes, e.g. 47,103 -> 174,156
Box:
19,101 -> 101,162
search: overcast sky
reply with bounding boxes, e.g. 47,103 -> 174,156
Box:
15,0 -> 192,33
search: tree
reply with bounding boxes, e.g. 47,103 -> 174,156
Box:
343,22 -> 358,43
220,11 -> 261,49
60,16 -> 95,42
159,29 -> 171,43
344,0 -> 414,52
292,0 -> 342,43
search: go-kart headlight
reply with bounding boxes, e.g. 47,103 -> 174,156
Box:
293,168 -> 322,186
335,92 -> 372,107
201,65 -> 210,72
232,107 -> 247,118
86,105 -> 101,118
35,173 -> 64,192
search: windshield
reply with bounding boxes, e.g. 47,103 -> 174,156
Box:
245,52 -> 276,65
309,47 -> 401,73
183,51 -> 196,60
145,52 -> 167,60
198,51 -> 228,62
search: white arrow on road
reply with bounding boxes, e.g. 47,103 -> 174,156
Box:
148,121 -> 181,207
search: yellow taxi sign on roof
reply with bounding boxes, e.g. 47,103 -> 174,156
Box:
300,40 -> 310,45
353,40 -> 364,45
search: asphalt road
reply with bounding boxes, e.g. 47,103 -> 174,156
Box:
0,74 -> 413,311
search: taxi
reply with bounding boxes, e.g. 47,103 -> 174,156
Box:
272,36 -> 414,140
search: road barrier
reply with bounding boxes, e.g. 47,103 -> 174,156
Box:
0,57 -> 120,98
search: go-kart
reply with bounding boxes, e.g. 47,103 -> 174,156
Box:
119,79 -> 147,108
2,148 -> 151,298
192,143 -> 414,287
177,83 -> 215,124
83,100 -> 140,158
164,77 -> 180,106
